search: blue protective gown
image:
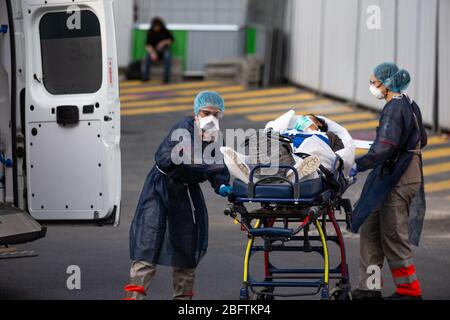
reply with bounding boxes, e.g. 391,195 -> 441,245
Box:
352,95 -> 427,246
129,116 -> 230,268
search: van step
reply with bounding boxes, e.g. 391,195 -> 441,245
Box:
0,247 -> 39,260
0,203 -> 46,246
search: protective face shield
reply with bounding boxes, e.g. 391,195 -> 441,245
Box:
369,84 -> 385,100
197,115 -> 220,142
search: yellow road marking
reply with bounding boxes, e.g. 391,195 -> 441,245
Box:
120,81 -> 223,94
425,179 -> 450,193
217,92 -> 316,108
427,136 -> 450,146
173,85 -> 246,96
345,121 -> 379,132
229,99 -> 335,116
326,113 -> 376,123
423,162 -> 450,176
120,80 -> 223,88
356,136 -> 449,157
121,95 -> 143,102
246,105 -> 353,121
121,87 -> 300,108
423,148 -> 450,161
120,80 -> 161,88
249,114 -> 378,132
120,85 -> 247,102
193,86 -> 298,100
356,149 -> 368,156
121,93 -> 317,116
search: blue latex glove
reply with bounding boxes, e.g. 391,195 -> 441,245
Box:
349,164 -> 358,178
0,155 -> 12,168
219,185 -> 233,197
0,25 -> 8,34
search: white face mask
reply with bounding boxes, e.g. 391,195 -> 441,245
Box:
197,115 -> 220,141
370,84 -> 385,100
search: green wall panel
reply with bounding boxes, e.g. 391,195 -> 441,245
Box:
246,27 -> 257,55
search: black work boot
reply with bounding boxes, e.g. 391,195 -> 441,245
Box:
351,289 -> 382,300
385,292 -> 423,300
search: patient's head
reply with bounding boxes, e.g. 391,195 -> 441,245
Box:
294,116 -> 317,132
294,115 -> 328,132
307,114 -> 328,132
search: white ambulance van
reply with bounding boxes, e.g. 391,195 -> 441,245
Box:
0,0 -> 121,257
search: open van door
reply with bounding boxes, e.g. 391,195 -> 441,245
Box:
21,0 -> 121,224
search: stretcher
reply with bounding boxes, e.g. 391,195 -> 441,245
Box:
225,155 -> 354,300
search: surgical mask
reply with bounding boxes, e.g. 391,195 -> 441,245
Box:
294,116 -> 314,132
370,84 -> 385,100
197,115 -> 220,142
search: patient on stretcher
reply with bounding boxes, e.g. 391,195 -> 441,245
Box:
221,110 -> 356,186
291,114 -> 345,153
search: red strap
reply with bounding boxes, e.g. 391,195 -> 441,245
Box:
391,265 -> 422,297
182,291 -> 194,298
124,285 -> 146,296
391,265 -> 416,278
397,280 -> 422,297
379,138 -> 397,147
124,298 -> 137,301
302,215 -> 310,227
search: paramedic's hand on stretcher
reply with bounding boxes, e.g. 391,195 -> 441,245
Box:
219,185 -> 233,197
349,164 -> 358,182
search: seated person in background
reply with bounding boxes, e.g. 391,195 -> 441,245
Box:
294,115 -> 345,152
143,17 -> 174,83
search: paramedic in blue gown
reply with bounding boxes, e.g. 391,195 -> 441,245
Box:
125,91 -> 232,300
349,63 -> 427,300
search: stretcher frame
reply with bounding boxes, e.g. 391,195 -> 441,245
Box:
225,161 -> 353,300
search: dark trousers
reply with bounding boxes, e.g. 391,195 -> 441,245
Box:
143,48 -> 172,83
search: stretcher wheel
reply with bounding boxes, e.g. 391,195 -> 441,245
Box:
329,287 -> 352,300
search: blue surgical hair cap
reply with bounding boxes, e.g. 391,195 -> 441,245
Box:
194,91 -> 225,115
374,62 -> 411,93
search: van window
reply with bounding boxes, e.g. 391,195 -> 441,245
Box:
39,10 -> 102,95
